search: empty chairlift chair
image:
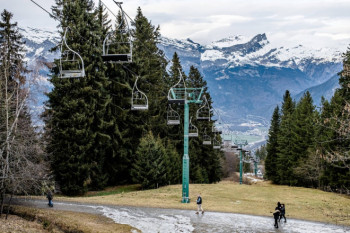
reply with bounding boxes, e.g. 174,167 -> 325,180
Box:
196,95 -> 210,120
212,125 -> 223,134
131,76 -> 148,110
168,69 -> 186,104
202,128 -> 211,145
188,117 -> 198,137
102,3 -> 132,63
59,27 -> 85,78
213,135 -> 221,149
167,105 -> 180,125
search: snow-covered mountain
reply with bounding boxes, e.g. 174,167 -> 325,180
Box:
158,33 -> 343,124
21,26 -> 343,128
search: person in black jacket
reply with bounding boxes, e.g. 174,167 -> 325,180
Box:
279,204 -> 286,222
273,207 -> 280,228
46,190 -> 53,207
196,194 -> 204,214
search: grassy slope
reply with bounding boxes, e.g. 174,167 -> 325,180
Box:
52,181 -> 350,226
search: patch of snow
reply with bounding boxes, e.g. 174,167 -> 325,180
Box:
201,49 -> 226,61
210,35 -> 250,48
34,47 -> 44,57
96,206 -> 194,233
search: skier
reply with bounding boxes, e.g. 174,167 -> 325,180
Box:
273,206 -> 280,228
47,190 -> 53,207
279,203 -> 287,222
196,194 -> 204,214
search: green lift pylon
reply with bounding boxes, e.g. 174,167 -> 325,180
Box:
168,85 -> 204,203
235,140 -> 248,185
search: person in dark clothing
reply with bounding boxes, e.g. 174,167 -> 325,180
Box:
196,194 -> 204,214
279,204 -> 287,222
277,202 -> 282,210
47,190 -> 53,207
273,207 -> 280,228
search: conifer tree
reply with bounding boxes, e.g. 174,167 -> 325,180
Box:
131,131 -> 167,189
265,106 -> 280,182
187,65 -> 222,183
276,90 -> 295,184
47,0 -> 111,194
290,91 -> 316,185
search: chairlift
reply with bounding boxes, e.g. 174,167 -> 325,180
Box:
189,117 -> 198,137
168,69 -> 186,104
59,27 -> 85,78
212,125 -> 223,134
167,105 -> 180,125
102,2 -> 132,63
213,135 -> 221,149
202,128 -> 211,145
196,95 -> 210,120
131,76 -> 148,110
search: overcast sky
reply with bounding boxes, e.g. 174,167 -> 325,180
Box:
2,0 -> 350,51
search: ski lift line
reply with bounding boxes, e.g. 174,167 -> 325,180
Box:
100,0 -> 118,18
29,0 -> 59,20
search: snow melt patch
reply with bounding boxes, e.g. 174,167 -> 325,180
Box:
96,206 -> 194,233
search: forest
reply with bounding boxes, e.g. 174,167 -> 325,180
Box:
265,58 -> 350,193
0,0 -> 224,201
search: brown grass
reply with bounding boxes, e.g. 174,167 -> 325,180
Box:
49,180 -> 350,226
0,214 -> 50,233
7,206 -> 138,233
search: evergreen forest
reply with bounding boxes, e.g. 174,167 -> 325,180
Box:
265,51 -> 350,192
43,0 -> 223,195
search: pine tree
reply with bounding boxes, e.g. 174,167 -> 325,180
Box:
265,106 -> 280,182
187,65 -> 222,183
131,131 -> 167,189
276,90 -> 295,184
290,91 -> 316,185
47,0 -> 111,194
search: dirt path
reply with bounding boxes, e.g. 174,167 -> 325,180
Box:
12,198 -> 350,233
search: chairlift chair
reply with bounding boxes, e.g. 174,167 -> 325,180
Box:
131,76 -> 148,110
202,128 -> 211,145
59,27 -> 85,78
196,95 -> 210,120
212,125 -> 223,134
167,105 -> 180,125
189,117 -> 198,137
102,2 -> 133,63
213,135 -> 221,149
168,70 -> 186,104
